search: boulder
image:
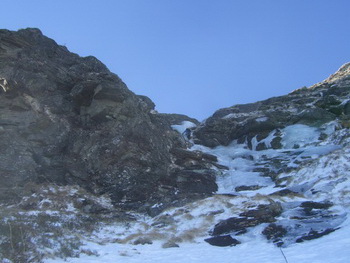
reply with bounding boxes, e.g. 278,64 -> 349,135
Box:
210,202 -> 282,236
239,202 -> 282,221
262,223 -> 287,246
210,217 -> 250,236
162,241 -> 180,248
133,237 -> 153,245
204,235 -> 240,247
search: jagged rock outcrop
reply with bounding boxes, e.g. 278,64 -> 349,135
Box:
193,63 -> 350,148
0,28 -> 217,214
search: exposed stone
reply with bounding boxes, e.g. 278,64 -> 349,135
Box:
162,241 -> 180,248
239,202 -> 282,221
344,101 -> 350,115
300,201 -> 333,210
269,188 -> 298,196
235,185 -> 262,192
0,28 -> 218,214
270,135 -> 283,149
170,148 -> 208,161
206,209 -> 225,216
262,223 -> 287,246
151,214 -> 176,228
175,169 -> 218,195
133,237 -> 153,245
157,113 -> 199,127
210,217 -> 252,236
300,201 -> 333,214
210,202 -> 282,236
204,235 -> 240,247
295,228 -> 339,243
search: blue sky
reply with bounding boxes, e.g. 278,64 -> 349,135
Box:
2,0 -> 350,120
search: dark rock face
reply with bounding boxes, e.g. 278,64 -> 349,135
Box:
295,228 -> 338,243
204,235 -> 240,247
0,28 -> 218,213
205,201 -> 285,247
262,223 -> 287,247
211,217 -> 253,236
235,185 -> 262,192
210,202 -> 282,236
162,241 -> 180,248
300,201 -> 333,211
193,64 -> 350,148
133,237 -> 153,245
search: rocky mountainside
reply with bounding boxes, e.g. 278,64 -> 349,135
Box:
0,28 -> 350,263
193,63 -> 350,148
0,28 -> 218,215
187,63 -> 350,247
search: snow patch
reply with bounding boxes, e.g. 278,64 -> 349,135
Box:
171,121 -> 196,134
255,116 -> 269,122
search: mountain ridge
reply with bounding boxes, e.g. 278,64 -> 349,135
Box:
1,28 -> 350,262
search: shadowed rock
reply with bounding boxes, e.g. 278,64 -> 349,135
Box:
296,228 -> 339,243
205,235 -> 240,247
210,202 -> 282,236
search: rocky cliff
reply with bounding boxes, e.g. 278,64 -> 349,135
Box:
0,28 -> 217,215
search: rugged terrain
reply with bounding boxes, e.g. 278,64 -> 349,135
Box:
0,28 -> 218,212
0,28 -> 349,263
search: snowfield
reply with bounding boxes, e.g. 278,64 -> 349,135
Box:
46,122 -> 350,263
46,218 -> 350,263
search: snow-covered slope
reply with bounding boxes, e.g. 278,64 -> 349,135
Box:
192,122 -> 349,247
46,219 -> 350,263
43,64 -> 350,263
45,119 -> 350,263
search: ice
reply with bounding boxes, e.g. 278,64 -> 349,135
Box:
193,123 -> 342,196
298,145 -> 341,158
321,121 -> 341,135
281,124 -> 320,149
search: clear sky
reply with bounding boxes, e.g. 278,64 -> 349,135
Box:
2,0 -> 350,120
